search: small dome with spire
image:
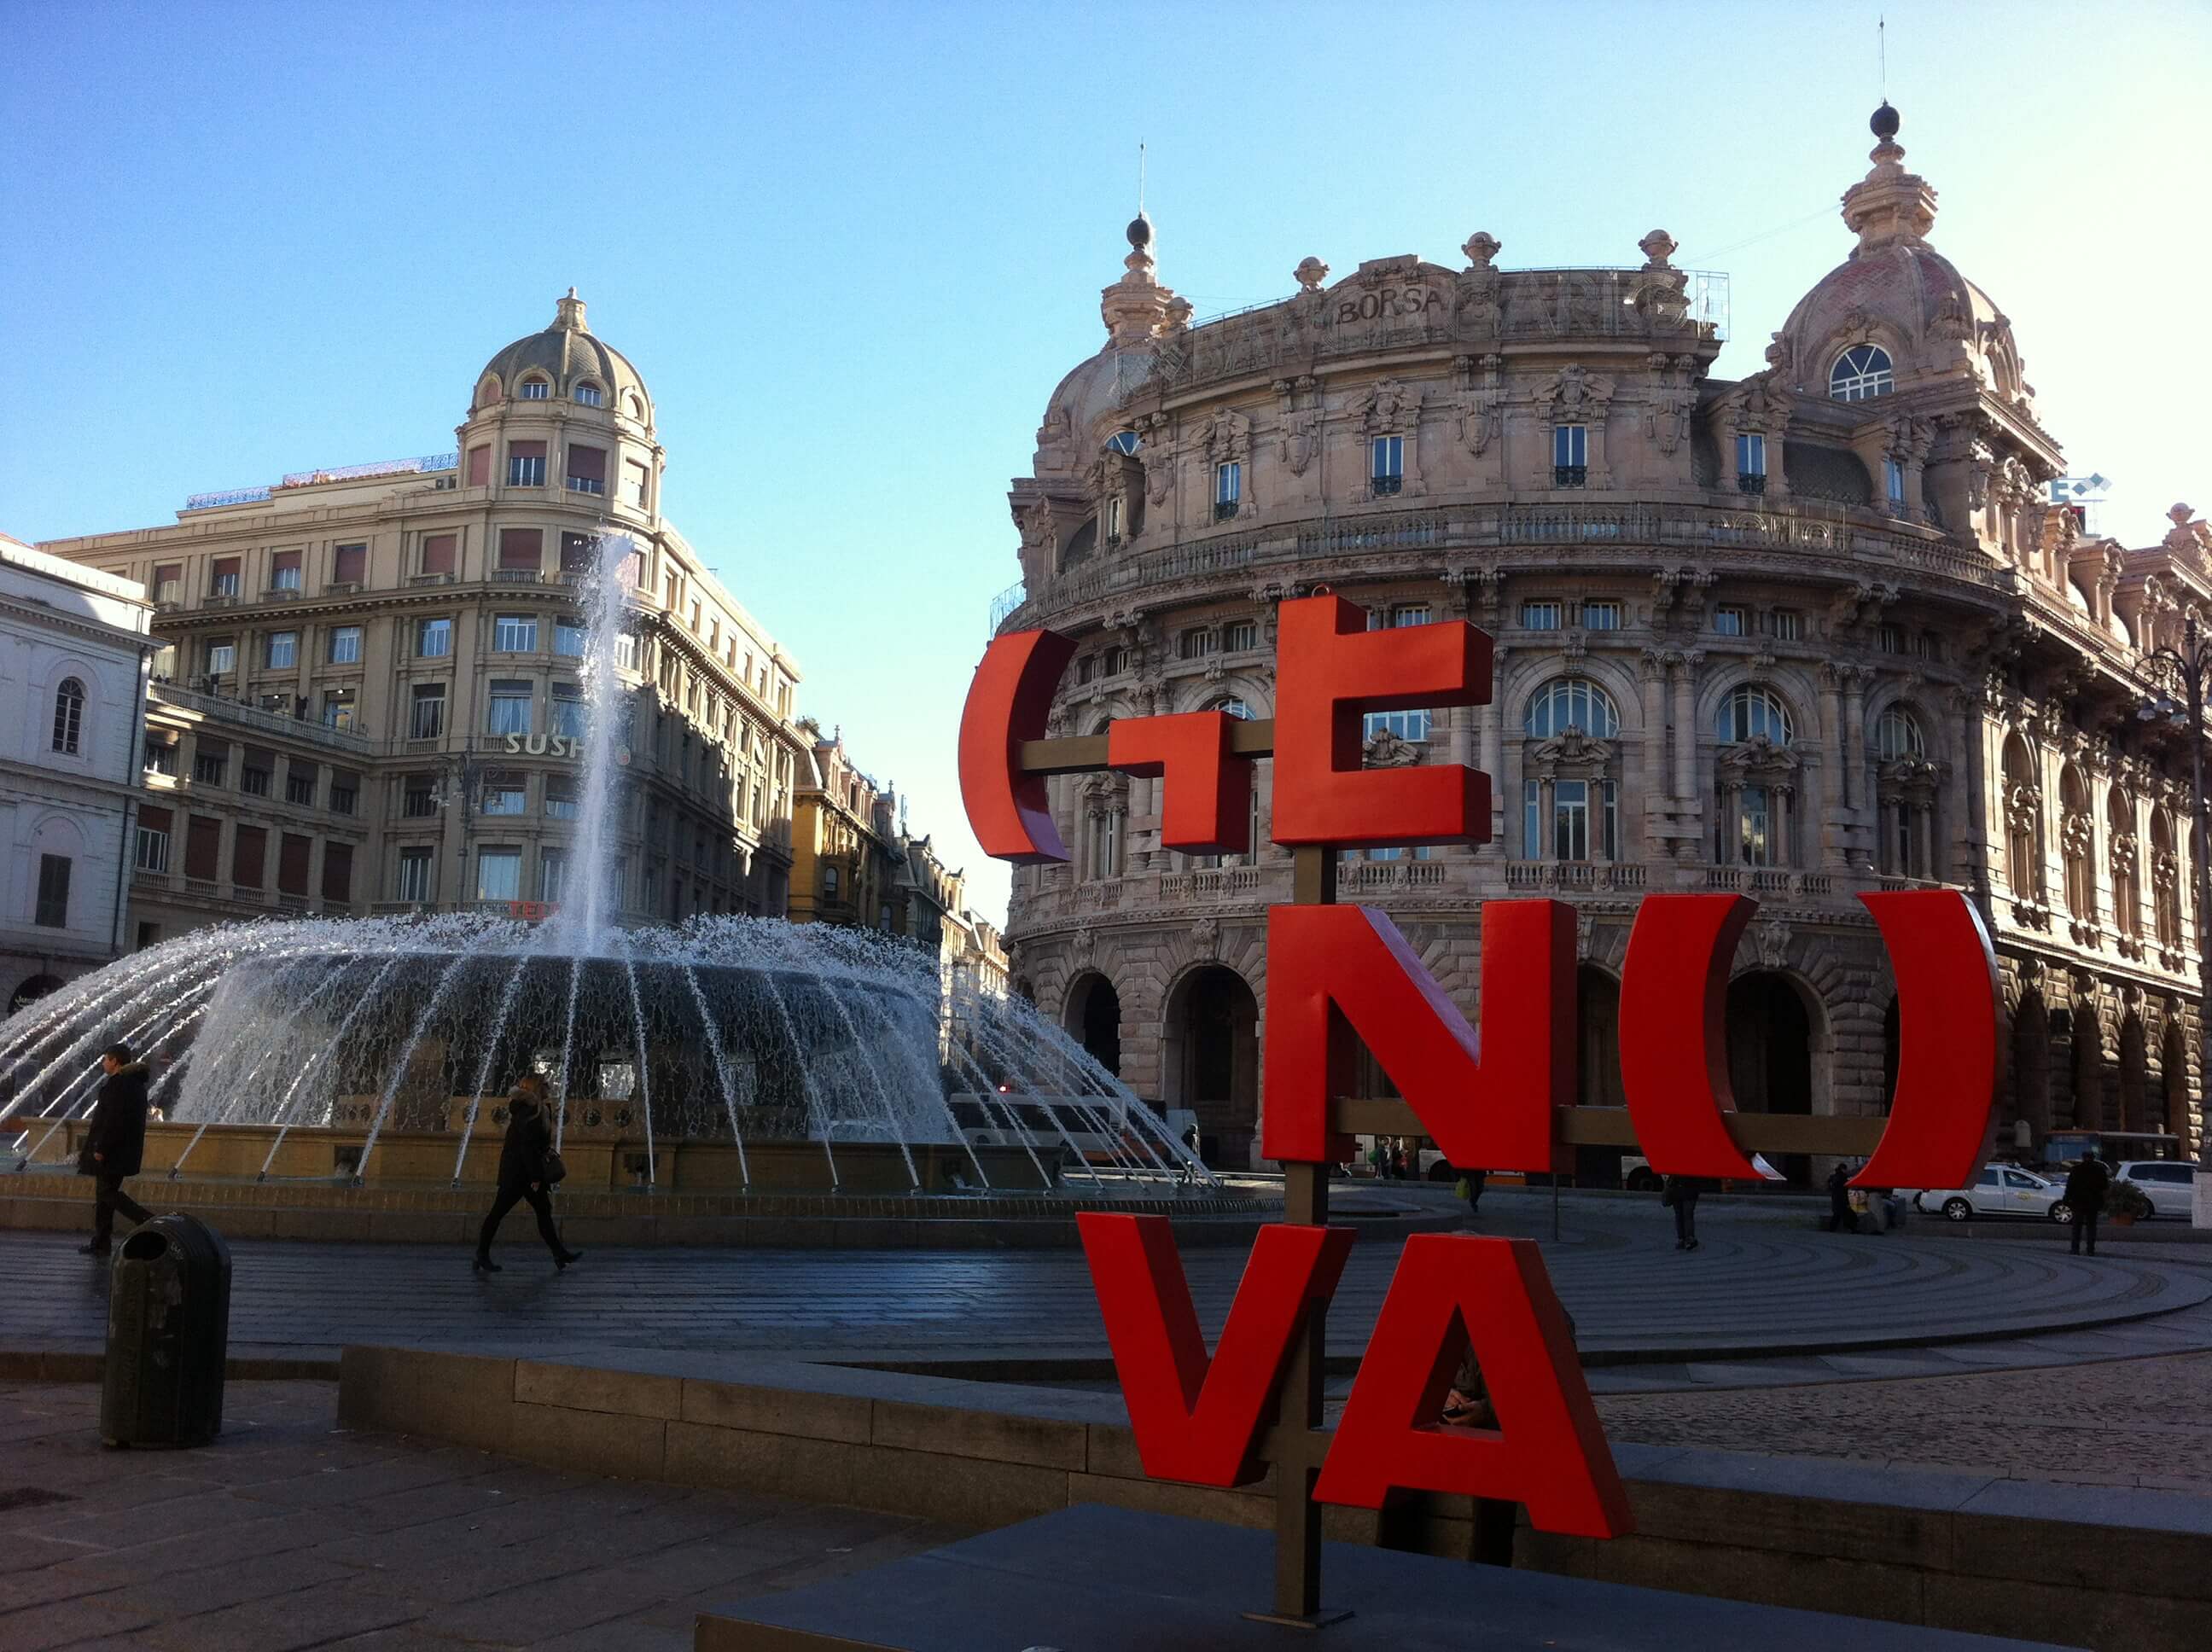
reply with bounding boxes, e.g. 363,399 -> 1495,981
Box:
1126,211 -> 1154,251
473,290 -> 654,428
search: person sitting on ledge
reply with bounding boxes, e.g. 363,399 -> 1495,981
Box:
78,1043 -> 152,1259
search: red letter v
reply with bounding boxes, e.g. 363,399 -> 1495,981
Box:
1077,1213 -> 1354,1487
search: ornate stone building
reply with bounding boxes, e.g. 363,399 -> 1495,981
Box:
42,293 -> 811,941
997,107 -> 2209,1175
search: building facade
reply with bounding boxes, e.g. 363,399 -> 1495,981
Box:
790,727 -> 903,931
0,535 -> 152,1010
43,293 -> 811,939
998,107 -> 2209,1174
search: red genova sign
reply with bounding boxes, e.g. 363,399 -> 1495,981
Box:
960,594 -> 1999,1539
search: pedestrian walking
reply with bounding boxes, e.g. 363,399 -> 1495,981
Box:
1825,1161 -> 1856,1233
473,1075 -> 582,1274
1456,1166 -> 1487,1220
78,1044 -> 153,1258
1443,1309 -> 1578,1565
2063,1149 -> 2110,1257
1662,1173 -> 1705,1251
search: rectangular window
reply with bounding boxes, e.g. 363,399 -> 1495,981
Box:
545,779 -> 579,820
566,445 -> 607,495
271,550 -> 302,592
1076,654 -> 1097,684
241,758 -> 272,797
265,631 -> 296,669
539,850 -> 568,904
322,689 -> 355,731
34,855 -> 70,928
277,833 -> 311,897
1712,605 -> 1748,637
329,625 -> 362,665
420,532 -> 457,576
1180,628 -> 1217,660
690,599 -> 702,634
143,736 -> 178,777
284,766 -> 317,806
1224,620 -> 1258,652
625,459 -> 649,507
207,642 -> 236,678
550,689 -> 585,738
1765,608 -> 1804,642
465,446 -> 492,488
481,774 -> 527,816
1214,461 -> 1242,521
329,777 -> 357,816
135,807 -> 172,874
554,619 -> 585,657
210,557 -> 241,597
497,528 -> 543,572
519,379 -> 550,401
1520,601 -> 1563,631
403,774 -> 439,817
559,532 -> 595,576
486,681 -> 533,736
332,542 -> 367,585
477,847 -> 522,903
184,815 -> 221,881
416,617 -> 451,658
409,683 -> 445,740
1738,785 -> 1775,866
1371,435 -> 1404,494
1363,709 -> 1431,743
1552,425 -> 1586,486
1580,600 -> 1622,631
322,841 -> 353,905
193,746 -> 228,786
231,824 -> 266,890
614,631 -> 637,669
1735,433 -> 1767,494
153,562 -> 183,603
397,846 -> 434,902
506,441 -> 547,486
1553,779 -> 1591,861
1877,623 -> 1905,654
493,614 -> 538,652
1885,457 -> 1906,507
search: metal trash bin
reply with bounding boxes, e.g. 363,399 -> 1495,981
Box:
101,1213 -> 231,1448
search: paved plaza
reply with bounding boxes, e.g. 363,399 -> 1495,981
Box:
0,1380 -> 953,1651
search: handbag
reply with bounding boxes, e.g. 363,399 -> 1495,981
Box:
1453,1177 -> 1471,1201
540,1149 -> 568,1186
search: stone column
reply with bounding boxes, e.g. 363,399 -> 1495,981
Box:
1842,667 -> 1869,872
1668,652 -> 1697,802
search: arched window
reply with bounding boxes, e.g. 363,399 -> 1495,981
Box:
1871,706 -> 1935,878
2002,735 -> 2044,903
1874,706 -> 1923,760
1717,684 -> 1793,745
2151,807 -> 2181,949
1525,678 -> 1620,738
573,382 -> 603,407
1830,345 -> 1895,402
50,678 -> 84,755
2059,765 -> 2096,924
1210,697 -> 1252,720
2109,785 -> 2141,942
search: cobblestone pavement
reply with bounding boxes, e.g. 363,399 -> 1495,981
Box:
0,1381 -> 956,1651
1593,1350 -> 2212,1492
5,1191 -> 2205,1370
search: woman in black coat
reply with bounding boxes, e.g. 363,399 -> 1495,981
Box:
79,1044 -> 153,1257
473,1075 -> 582,1273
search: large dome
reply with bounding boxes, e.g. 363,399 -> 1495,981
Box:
474,289 -> 654,424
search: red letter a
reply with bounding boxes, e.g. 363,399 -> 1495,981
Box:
1076,1213 -> 1353,1487
1313,1235 -> 1632,1539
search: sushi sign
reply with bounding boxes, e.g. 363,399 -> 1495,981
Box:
960,594 -> 2000,1557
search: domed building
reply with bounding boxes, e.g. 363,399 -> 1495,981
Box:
43,292 -> 812,942
997,109 -> 2209,1177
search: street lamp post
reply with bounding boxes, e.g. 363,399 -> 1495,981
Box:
2136,614 -> 2212,1147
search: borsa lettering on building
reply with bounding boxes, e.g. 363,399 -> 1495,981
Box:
1336,285 -> 1444,326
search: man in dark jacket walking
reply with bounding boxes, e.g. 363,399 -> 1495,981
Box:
79,1044 -> 153,1257
2064,1149 -> 2110,1256
473,1075 -> 581,1273
1825,1161 -> 1857,1232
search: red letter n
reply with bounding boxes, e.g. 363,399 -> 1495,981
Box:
1260,901 -> 1573,1172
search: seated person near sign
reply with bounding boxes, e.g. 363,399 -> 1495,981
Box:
1444,1310 -> 1579,1427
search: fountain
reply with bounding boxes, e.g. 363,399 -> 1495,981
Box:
0,533 -> 1215,1207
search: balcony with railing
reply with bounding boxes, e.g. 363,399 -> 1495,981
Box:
150,682 -> 378,757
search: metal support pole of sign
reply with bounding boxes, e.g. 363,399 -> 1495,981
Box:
1244,844 -> 1352,1631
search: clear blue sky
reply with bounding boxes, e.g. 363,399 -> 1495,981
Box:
8,2 -> 2208,925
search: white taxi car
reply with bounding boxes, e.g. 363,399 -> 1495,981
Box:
1913,1165 -> 2071,1224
